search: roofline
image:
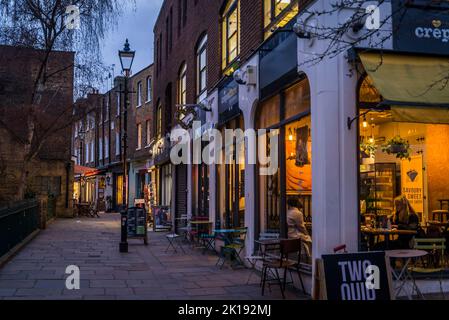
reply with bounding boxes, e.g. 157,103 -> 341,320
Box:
131,63 -> 154,79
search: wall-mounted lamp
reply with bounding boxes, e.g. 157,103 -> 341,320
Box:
362,116 -> 368,129
347,105 -> 387,130
288,128 -> 294,141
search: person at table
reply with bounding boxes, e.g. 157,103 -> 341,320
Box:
287,197 -> 312,258
393,195 -> 420,249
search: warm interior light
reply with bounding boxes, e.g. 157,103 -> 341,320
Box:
362,116 -> 368,128
288,128 -> 294,141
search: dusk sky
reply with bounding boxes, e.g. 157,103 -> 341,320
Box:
100,0 -> 164,91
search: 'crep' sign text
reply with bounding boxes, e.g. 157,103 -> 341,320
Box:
415,23 -> 449,43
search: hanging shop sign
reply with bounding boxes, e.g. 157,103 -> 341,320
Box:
401,155 -> 424,217
392,0 -> 449,55
218,77 -> 240,124
315,252 -> 394,300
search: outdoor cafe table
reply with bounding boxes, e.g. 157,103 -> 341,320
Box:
189,220 -> 213,248
386,249 -> 428,300
214,229 -> 241,246
361,227 -> 418,250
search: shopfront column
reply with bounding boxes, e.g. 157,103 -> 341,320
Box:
240,55 -> 259,256
304,53 -> 359,259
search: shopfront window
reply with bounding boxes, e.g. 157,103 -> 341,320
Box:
217,114 -> 245,228
256,77 -> 312,264
160,164 -> 172,206
116,174 -> 124,207
358,74 -> 449,254
192,160 -> 210,217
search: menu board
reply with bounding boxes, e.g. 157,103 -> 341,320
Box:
317,252 -> 393,301
127,207 -> 147,238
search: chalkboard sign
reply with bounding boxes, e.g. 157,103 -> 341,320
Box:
127,207 -> 148,245
316,252 -> 394,301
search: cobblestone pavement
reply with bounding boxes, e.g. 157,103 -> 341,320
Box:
0,213 -> 309,300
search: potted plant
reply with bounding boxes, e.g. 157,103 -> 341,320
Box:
381,136 -> 412,160
360,141 -> 377,158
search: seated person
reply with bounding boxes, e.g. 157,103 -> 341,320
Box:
393,195 -> 420,249
287,197 -> 312,259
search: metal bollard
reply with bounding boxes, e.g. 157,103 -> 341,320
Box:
119,210 -> 128,253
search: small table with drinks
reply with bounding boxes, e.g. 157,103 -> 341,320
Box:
361,227 -> 418,250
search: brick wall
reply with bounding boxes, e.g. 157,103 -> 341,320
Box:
153,0 -> 264,136
128,65 -> 154,161
0,45 -> 74,214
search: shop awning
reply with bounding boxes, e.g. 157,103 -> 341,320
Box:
74,165 -> 104,177
359,52 -> 449,107
74,165 -> 93,175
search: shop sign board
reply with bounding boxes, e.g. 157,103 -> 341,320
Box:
218,77 -> 240,124
392,0 -> 449,55
315,252 -> 393,300
401,155 -> 424,217
259,29 -> 297,98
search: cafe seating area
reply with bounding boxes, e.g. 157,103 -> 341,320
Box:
73,200 -> 102,218
160,217 -> 309,299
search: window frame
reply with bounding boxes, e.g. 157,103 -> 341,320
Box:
264,0 -> 299,37
157,102 -> 163,139
137,123 -> 142,150
196,35 -> 208,101
137,81 -> 142,107
178,63 -> 187,106
222,0 -> 240,70
146,77 -> 152,103
146,119 -> 151,147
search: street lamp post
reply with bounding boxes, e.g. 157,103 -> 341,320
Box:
78,125 -> 86,204
118,39 -> 135,253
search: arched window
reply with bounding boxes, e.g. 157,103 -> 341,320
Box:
221,0 -> 240,71
178,63 -> 187,106
196,34 -> 207,102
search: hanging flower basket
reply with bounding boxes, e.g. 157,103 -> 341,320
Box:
381,136 -> 412,160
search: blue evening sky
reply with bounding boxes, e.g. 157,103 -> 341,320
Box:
100,0 -> 163,92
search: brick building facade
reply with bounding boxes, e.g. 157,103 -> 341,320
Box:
0,45 -> 75,218
128,65 -> 154,207
152,0 -> 264,137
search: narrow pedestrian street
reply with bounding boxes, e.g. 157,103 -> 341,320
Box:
0,214 -> 308,300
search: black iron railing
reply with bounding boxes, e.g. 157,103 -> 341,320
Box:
0,200 -> 39,258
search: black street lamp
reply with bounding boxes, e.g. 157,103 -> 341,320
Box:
118,39 -> 135,253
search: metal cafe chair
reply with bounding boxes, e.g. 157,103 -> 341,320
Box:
216,227 -> 248,269
411,238 -> 447,299
261,238 -> 305,299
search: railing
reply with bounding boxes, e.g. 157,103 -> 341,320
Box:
0,200 -> 40,259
